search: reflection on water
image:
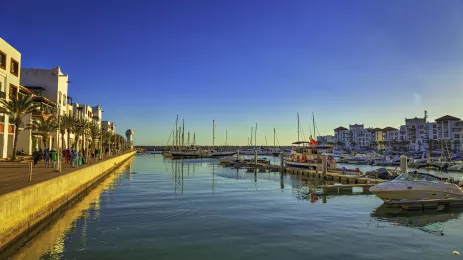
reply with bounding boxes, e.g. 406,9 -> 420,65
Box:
8,158 -> 134,260
7,155 -> 463,260
370,204 -> 463,236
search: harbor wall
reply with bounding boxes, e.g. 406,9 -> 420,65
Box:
0,151 -> 136,251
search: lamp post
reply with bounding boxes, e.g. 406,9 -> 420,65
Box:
53,104 -> 62,172
100,127 -> 105,160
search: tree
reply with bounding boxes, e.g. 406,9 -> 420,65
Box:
74,118 -> 90,151
88,121 -> 101,150
26,116 -> 58,148
60,114 -> 76,149
0,94 -> 39,160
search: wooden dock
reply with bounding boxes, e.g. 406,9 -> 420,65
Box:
226,161 -> 384,185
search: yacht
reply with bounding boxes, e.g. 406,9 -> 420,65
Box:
208,150 -> 237,157
345,154 -> 371,164
285,141 -> 337,170
369,172 -> 463,202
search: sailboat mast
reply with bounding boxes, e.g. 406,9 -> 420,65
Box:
179,126 -> 182,150
193,132 -> 196,146
297,113 -> 300,142
175,115 -> 178,151
226,129 -> 228,146
265,135 -> 267,146
212,119 -> 215,149
255,123 -> 257,148
312,112 -> 316,140
171,130 -> 174,150
182,119 -> 185,148
187,131 -> 190,146
250,127 -> 253,147
274,128 -> 276,147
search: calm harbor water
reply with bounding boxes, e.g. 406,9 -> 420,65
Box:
8,155 -> 463,260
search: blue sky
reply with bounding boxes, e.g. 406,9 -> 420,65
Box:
2,0 -> 463,145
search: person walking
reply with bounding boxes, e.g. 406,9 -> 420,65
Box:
32,149 -> 40,167
44,148 -> 50,167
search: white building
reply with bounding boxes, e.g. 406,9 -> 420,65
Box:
102,120 -> 115,133
317,135 -> 334,144
333,126 -> 349,147
20,66 -> 70,151
0,38 -> 21,158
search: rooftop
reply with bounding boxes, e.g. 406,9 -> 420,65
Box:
382,127 -> 398,131
334,126 -> 348,131
435,115 -> 461,122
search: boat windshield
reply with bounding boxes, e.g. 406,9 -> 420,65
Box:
393,173 -> 441,182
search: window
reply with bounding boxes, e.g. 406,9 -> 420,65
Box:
455,134 -> 460,139
63,94 -> 66,105
9,84 -> 17,98
0,50 -> 6,70
59,91 -> 62,104
10,58 -> 19,76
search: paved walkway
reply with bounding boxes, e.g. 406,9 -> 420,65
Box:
0,152 -> 132,196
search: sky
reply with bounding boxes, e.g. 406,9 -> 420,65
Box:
2,0 -> 463,145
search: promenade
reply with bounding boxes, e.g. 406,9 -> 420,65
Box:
0,153 -> 130,196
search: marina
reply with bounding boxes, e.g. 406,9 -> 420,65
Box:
4,154 -> 463,259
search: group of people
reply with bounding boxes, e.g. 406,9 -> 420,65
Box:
32,147 -> 83,168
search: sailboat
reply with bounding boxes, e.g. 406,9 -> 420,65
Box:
284,113 -> 337,170
208,120 -> 237,157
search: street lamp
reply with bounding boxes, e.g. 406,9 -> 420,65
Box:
52,104 -> 62,172
100,127 -> 105,160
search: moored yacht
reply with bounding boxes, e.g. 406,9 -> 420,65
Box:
285,140 -> 337,170
369,172 -> 463,202
345,154 -> 371,164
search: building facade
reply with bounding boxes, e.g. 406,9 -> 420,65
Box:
0,38 -> 21,158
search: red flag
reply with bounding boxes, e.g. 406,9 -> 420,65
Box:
310,137 -> 318,145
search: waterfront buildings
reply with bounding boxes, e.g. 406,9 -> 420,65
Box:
0,37 -> 124,159
332,111 -> 463,152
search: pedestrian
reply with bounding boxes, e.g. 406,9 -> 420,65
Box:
44,147 -> 50,167
32,149 -> 40,167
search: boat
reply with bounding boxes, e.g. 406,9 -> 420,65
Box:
208,150 -> 237,157
447,162 -> 463,172
369,172 -> 463,202
365,167 -> 398,180
285,140 -> 337,170
345,153 -> 371,164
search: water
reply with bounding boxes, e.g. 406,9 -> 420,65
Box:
7,155 -> 463,260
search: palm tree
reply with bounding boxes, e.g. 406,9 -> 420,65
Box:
73,118 -> 90,151
0,94 -> 39,160
26,116 -> 58,148
59,114 -> 76,149
88,121 -> 101,151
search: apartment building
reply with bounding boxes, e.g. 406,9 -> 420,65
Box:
317,135 -> 333,144
20,66 -> 71,151
0,38 -> 22,158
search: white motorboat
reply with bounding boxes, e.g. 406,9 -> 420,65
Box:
345,154 -> 371,164
369,172 -> 463,202
447,162 -> 463,172
208,150 -> 237,157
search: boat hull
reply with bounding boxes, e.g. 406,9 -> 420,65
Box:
370,181 -> 463,202
209,151 -> 237,157
163,151 -> 173,157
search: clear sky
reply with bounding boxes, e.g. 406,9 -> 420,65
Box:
2,0 -> 463,145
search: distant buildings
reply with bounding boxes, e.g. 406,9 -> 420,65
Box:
331,111 -> 463,152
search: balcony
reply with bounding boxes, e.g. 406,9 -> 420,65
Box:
0,91 -> 6,99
